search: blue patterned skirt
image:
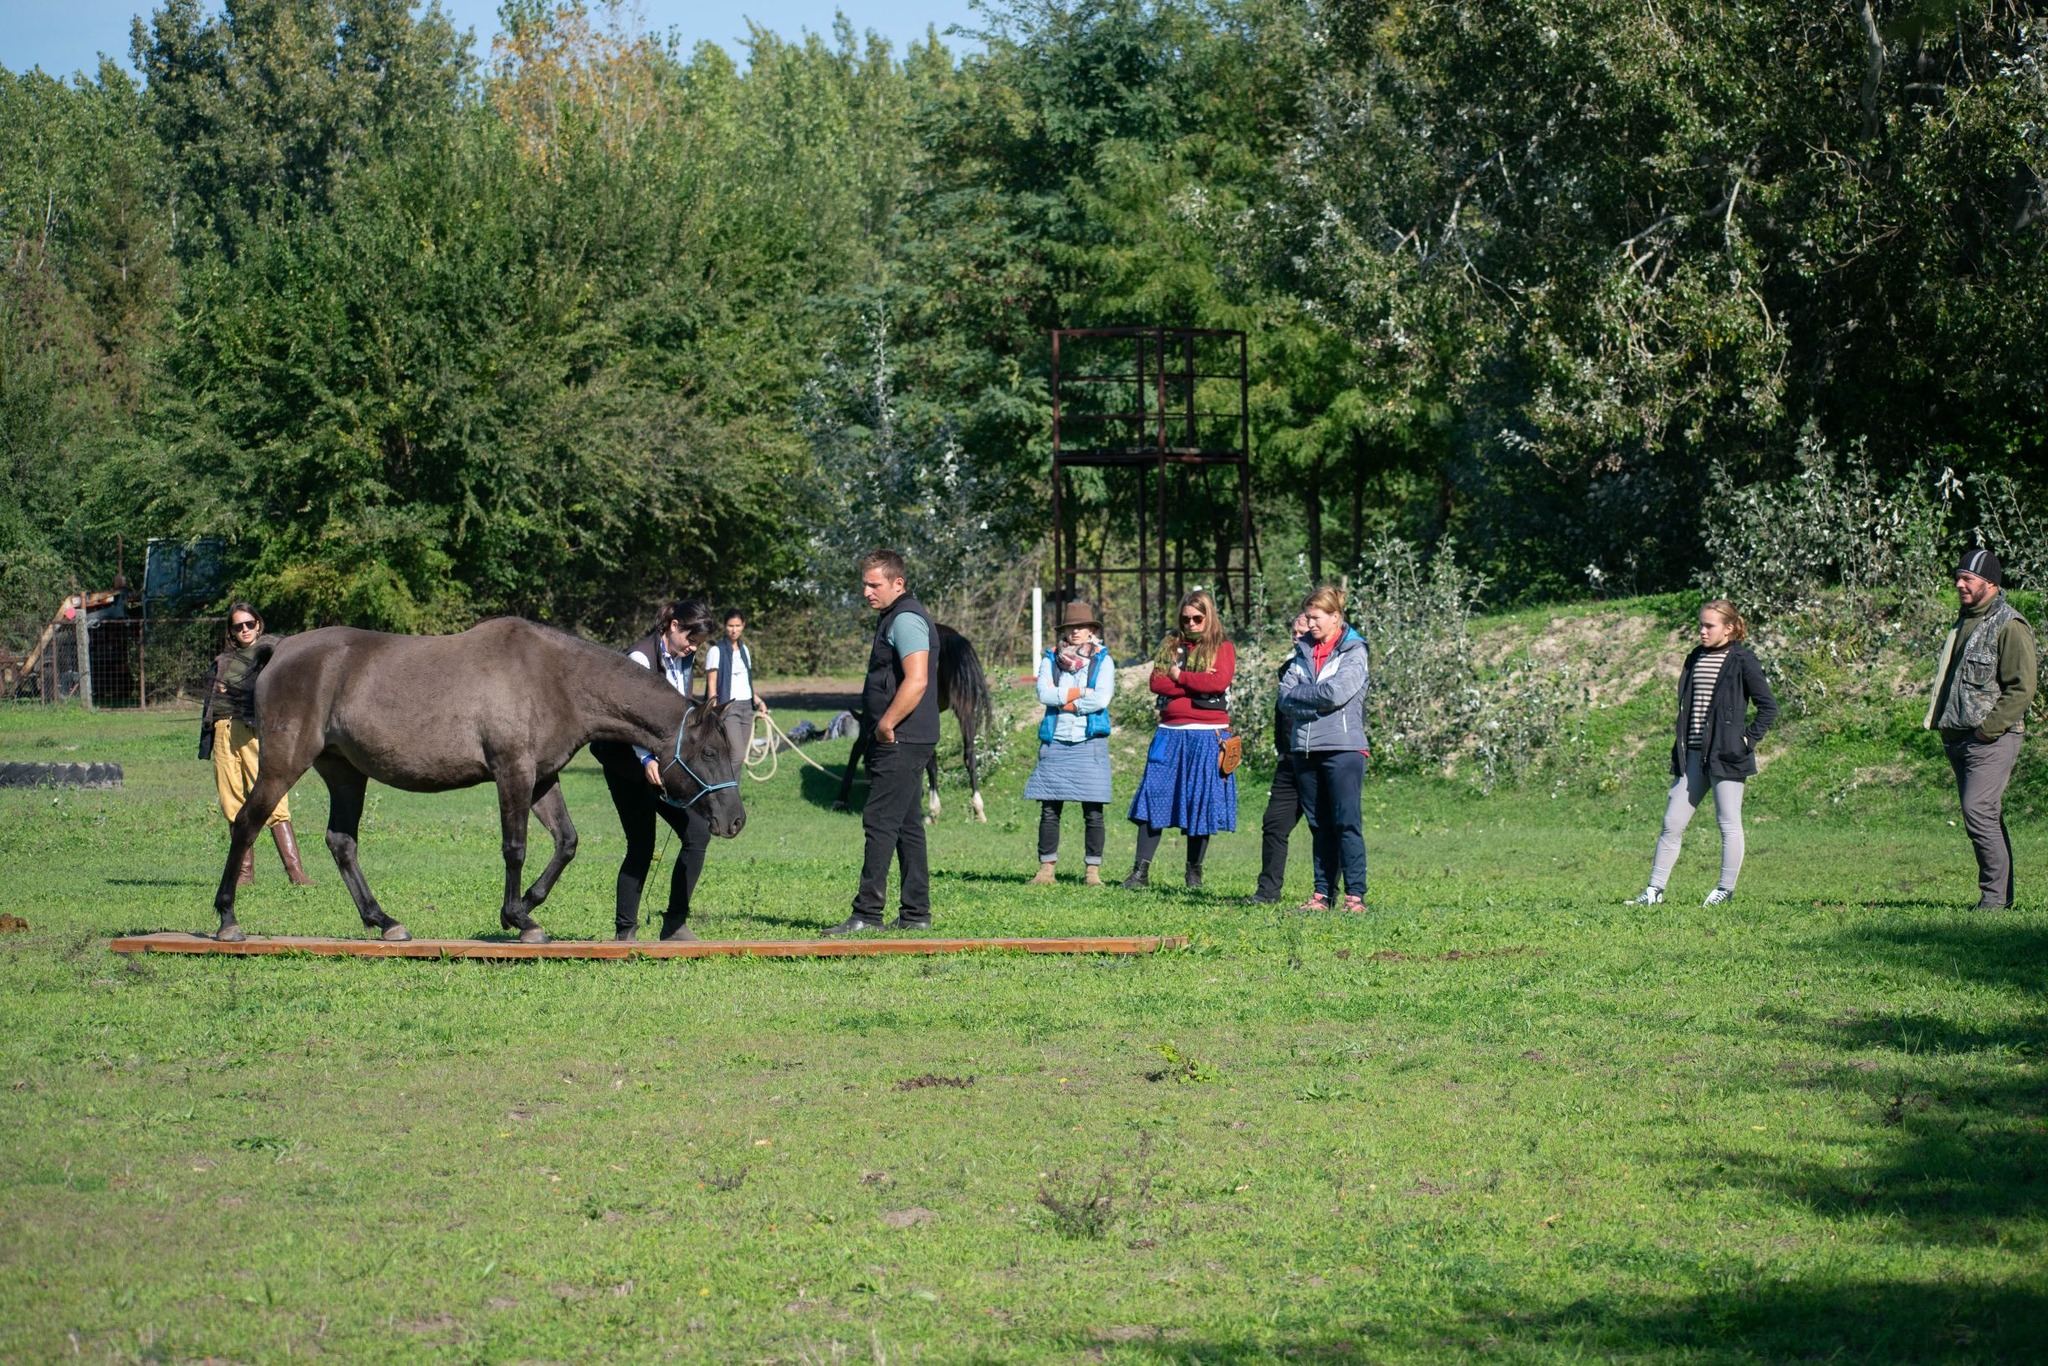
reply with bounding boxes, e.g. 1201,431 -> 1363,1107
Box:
1128,727 -> 1237,835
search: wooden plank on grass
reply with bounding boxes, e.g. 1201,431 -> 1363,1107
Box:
108,932 -> 1185,961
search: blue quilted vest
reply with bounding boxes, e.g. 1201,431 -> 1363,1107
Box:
1039,650 -> 1112,743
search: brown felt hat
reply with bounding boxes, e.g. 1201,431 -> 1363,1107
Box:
1056,600 -> 1103,633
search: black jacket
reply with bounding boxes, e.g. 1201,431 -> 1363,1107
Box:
1671,643 -> 1778,782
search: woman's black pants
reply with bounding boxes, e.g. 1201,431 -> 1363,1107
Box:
1255,756 -> 1303,898
1038,800 -> 1106,864
594,740 -> 709,936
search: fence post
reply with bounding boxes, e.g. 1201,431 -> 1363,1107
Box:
76,611 -> 93,711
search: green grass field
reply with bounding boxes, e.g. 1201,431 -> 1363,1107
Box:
1,658 -> 2044,1363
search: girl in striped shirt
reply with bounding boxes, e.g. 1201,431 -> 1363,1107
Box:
1627,599 -> 1778,907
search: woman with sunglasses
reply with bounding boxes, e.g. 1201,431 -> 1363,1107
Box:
592,599 -> 718,942
200,602 -> 314,886
1122,588 -> 1237,890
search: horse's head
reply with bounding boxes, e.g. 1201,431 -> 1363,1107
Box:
657,702 -> 746,838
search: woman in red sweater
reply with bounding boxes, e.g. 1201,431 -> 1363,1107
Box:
1122,589 -> 1238,889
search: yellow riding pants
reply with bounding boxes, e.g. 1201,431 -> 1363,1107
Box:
212,719 -> 289,827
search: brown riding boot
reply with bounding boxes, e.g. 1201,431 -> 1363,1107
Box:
273,821 -> 315,885
235,843 -> 256,888
1030,862 -> 1058,886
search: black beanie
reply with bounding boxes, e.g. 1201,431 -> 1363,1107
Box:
1957,546 -> 2004,587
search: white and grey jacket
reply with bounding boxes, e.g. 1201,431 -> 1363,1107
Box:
1277,627 -> 1370,753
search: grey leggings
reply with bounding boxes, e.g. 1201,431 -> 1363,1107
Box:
1651,749 -> 1745,892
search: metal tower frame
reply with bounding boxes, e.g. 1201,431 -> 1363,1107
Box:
1049,327 -> 1257,633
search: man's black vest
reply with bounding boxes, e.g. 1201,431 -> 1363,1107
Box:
863,592 -> 941,746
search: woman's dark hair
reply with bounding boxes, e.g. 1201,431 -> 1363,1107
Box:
720,606 -> 746,625
654,599 -> 715,639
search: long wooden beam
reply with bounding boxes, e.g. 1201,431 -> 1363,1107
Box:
108,932 -> 1185,961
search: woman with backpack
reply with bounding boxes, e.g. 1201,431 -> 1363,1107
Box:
1025,600 -> 1116,885
1627,598 -> 1779,907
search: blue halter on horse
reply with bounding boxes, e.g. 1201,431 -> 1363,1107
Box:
657,704 -> 739,811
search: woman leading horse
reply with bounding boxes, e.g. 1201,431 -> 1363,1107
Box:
593,599 -> 722,943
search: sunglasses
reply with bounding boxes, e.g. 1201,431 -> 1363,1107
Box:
1179,614 -> 1206,625
231,620 -> 260,631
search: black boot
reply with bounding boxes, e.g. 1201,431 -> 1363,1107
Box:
1185,835 -> 1209,890
1123,825 -> 1162,890
659,910 -> 698,942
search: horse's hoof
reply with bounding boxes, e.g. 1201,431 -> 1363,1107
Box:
831,800 -> 849,813
215,922 -> 246,943
381,924 -> 411,942
518,926 -> 548,945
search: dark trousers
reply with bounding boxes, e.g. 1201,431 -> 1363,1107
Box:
1294,750 -> 1367,898
1039,801 -> 1106,864
1945,730 -> 2022,906
596,740 -> 709,934
1255,757 -> 1304,898
854,741 -> 935,923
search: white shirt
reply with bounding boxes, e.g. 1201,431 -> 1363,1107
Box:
628,640 -> 693,762
711,640 -> 752,701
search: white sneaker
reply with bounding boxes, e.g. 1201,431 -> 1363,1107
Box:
1625,886 -> 1664,906
1702,887 -> 1734,906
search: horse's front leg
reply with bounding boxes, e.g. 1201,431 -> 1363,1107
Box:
314,756 -> 408,941
518,779 -> 578,913
925,749 -> 942,824
495,767 -> 547,944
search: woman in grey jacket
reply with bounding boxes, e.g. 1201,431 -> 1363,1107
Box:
1277,586 -> 1371,912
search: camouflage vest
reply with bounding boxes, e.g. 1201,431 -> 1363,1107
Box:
1932,594 -> 2028,733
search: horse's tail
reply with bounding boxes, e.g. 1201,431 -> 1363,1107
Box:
941,626 -> 992,725
245,636 -> 283,727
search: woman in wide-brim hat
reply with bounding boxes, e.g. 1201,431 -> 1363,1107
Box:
1025,599 -> 1116,885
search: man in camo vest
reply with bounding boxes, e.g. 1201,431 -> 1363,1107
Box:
1925,548 -> 2037,909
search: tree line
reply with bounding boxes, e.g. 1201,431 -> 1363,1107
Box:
3,0 -> 2043,661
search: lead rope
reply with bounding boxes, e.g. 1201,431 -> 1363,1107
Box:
743,707 -> 834,782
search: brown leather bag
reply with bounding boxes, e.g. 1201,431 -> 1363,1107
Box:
1218,732 -> 1243,777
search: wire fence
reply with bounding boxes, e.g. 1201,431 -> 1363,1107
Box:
2,616 -> 228,709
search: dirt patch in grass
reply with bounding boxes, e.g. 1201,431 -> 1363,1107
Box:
894,1073 -> 975,1091
1368,946 -> 1544,963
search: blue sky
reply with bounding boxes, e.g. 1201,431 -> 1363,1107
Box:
2,0 -> 985,80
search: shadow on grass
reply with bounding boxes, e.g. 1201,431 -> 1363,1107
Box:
1060,1275 -> 2046,1362
799,761 -> 862,812
105,877 -> 210,887
1693,915 -> 2048,1245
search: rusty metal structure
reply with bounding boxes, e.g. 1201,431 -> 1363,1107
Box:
1049,327 -> 1257,634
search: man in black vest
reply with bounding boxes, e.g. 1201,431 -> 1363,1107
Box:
825,549 -> 941,934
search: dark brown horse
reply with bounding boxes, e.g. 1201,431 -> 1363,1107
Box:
832,623 -> 991,823
213,619 -> 745,944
